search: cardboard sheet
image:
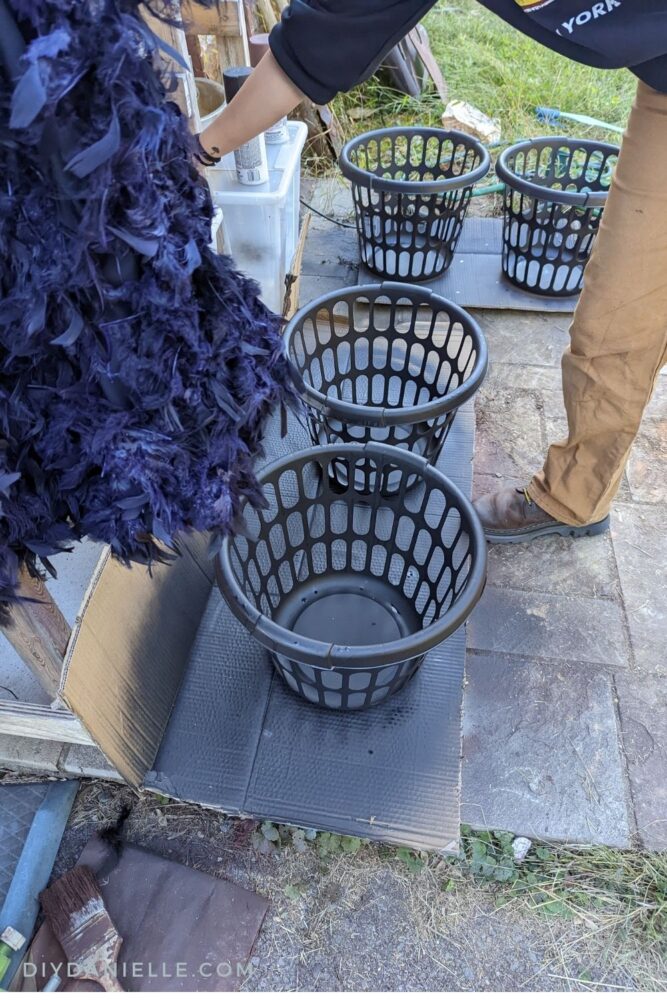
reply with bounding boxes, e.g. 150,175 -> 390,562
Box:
146,404 -> 475,852
62,534 -> 215,786
359,217 -> 578,314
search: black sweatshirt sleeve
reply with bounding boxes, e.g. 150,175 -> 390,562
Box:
269,0 -> 437,105
269,0 -> 667,105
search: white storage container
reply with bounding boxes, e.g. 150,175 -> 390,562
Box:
206,121 -> 307,313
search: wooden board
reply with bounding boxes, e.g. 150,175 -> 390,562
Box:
0,703 -> 93,746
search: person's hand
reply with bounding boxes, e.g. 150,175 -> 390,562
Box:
199,52 -> 304,160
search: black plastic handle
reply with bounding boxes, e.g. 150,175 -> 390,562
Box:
496,136 -> 619,208
339,126 -> 491,196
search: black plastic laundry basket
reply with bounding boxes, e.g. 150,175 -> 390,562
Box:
285,283 -> 487,492
339,127 -> 490,281
496,137 -> 619,296
217,443 -> 487,711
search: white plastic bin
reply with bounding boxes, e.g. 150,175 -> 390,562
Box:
207,121 -> 307,313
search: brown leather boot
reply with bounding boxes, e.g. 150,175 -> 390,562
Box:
474,487 -> 610,544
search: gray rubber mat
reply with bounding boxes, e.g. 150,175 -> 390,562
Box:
359,217 -> 578,314
148,402 -> 475,852
0,784 -> 49,907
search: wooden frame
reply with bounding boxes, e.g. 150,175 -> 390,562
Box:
0,564 -> 90,749
182,0 -> 250,83
0,704 -> 93,745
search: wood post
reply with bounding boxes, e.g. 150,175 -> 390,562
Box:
256,0 -> 278,31
143,6 -> 201,131
283,212 -> 311,319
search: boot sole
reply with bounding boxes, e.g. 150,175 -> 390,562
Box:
485,516 -> 610,545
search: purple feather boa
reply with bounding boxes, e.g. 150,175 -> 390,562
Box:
0,0 -> 295,602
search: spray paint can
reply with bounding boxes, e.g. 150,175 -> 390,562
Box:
222,67 -> 269,185
248,34 -> 289,144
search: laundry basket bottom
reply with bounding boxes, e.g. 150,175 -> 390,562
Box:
271,575 -> 425,709
275,575 -> 421,645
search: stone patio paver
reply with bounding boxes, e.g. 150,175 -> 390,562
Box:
1,185 -> 663,857
484,360 -> 564,393
299,224 -> 359,284
646,375 -> 667,420
462,652 -> 631,846
472,470 -> 525,504
615,672 -> 667,851
469,585 -> 629,667
474,387 -> 545,481
625,419 -> 667,505
471,309 -> 570,367
484,532 -> 620,601
611,502 -> 667,676
293,196 -> 665,850
539,387 -> 569,442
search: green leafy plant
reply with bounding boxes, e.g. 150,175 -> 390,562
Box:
250,822 -> 365,857
317,832 -> 364,857
396,847 -> 426,873
247,816 -> 666,960
457,826 -> 667,950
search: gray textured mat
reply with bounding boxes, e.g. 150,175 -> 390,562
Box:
360,217 -> 578,314
149,404 -> 474,851
0,784 -> 48,906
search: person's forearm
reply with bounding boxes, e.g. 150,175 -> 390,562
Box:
199,52 -> 305,159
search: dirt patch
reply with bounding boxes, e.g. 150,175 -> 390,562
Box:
50,782 -> 666,992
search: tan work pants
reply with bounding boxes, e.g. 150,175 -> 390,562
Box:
529,82 -> 667,526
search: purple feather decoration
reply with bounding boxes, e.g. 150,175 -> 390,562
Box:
0,0 -> 295,605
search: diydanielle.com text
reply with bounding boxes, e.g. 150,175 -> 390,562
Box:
24,960 -> 255,980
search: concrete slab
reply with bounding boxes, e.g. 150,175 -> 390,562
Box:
58,744 -> 122,781
461,652 -> 631,846
611,502 -> 667,675
469,586 -> 629,667
0,734 -> 62,775
615,672 -> 667,851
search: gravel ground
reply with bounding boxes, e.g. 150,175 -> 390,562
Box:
50,781 -> 666,992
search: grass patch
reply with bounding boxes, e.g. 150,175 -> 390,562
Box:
249,819 -> 667,968
332,0 -> 636,148
453,827 -> 667,955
